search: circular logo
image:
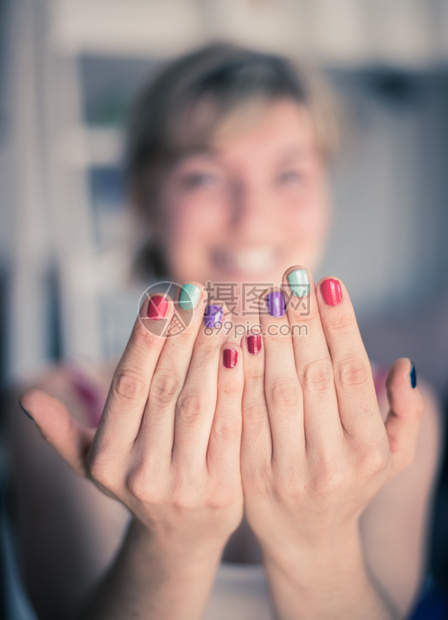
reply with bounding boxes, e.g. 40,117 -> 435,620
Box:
137,280 -> 195,337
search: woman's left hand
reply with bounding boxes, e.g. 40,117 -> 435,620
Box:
240,266 -> 424,562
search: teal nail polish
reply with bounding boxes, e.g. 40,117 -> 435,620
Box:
410,360 -> 417,389
287,269 -> 310,298
179,283 -> 201,310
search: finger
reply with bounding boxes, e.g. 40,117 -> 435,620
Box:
207,342 -> 244,480
259,287 -> 304,467
136,282 -> 207,461
384,358 -> 424,477
93,293 -> 174,454
19,389 -> 95,477
171,301 -> 230,473
282,267 -> 341,453
315,275 -> 381,442
240,327 -> 271,473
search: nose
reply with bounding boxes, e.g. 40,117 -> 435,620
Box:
228,178 -> 277,241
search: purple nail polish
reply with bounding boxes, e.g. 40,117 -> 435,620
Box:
266,292 -> 286,318
204,304 -> 223,328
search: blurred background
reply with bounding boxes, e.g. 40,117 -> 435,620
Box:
1,0 -> 448,617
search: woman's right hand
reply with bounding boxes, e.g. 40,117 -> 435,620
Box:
19,284 -> 245,559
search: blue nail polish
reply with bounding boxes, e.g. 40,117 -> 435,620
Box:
266,291 -> 286,318
179,283 -> 201,310
19,400 -> 34,420
410,360 -> 417,389
204,304 -> 223,328
287,269 -> 310,298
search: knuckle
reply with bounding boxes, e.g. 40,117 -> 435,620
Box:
176,392 -> 207,427
212,416 -> 240,442
415,392 -> 425,417
87,453 -> 114,488
315,464 -> 345,493
301,358 -> 333,393
269,379 -> 300,408
271,466 -> 302,499
171,482 -> 203,510
327,312 -> 354,332
125,467 -> 154,503
243,459 -> 272,493
174,494 -> 202,511
132,320 -> 156,351
336,357 -> 371,391
219,377 -> 242,396
243,400 -> 264,424
244,367 -> 264,384
195,337 -> 219,356
207,485 -> 236,509
112,370 -> 147,402
150,371 -> 181,404
359,445 -> 389,476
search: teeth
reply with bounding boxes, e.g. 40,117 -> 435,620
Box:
213,247 -> 276,273
235,248 -> 275,272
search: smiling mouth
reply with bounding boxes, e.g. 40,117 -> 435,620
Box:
210,247 -> 280,274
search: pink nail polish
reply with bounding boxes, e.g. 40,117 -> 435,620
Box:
247,334 -> 262,355
321,278 -> 342,306
223,348 -> 238,368
147,294 -> 169,319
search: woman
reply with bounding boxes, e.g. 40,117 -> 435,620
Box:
8,42 -> 444,619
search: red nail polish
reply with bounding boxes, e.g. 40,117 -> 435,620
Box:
247,334 -> 262,355
321,279 -> 342,306
223,348 -> 238,368
147,294 -> 169,319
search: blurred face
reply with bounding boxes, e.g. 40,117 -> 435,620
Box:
151,98 -> 332,314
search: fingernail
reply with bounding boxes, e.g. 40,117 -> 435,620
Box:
266,291 -> 286,317
223,348 -> 238,368
147,294 -> 169,319
179,283 -> 201,310
204,304 -> 223,328
287,269 -> 310,298
19,400 -> 33,420
410,360 -> 417,389
321,278 -> 342,306
247,334 -> 262,355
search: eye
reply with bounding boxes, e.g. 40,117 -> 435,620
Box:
278,170 -> 303,184
182,171 -> 220,189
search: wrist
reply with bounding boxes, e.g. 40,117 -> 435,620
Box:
127,516 -> 226,568
258,521 -> 396,620
260,520 -> 363,580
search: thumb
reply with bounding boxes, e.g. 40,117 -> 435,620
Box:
384,357 -> 424,478
19,388 -> 96,477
